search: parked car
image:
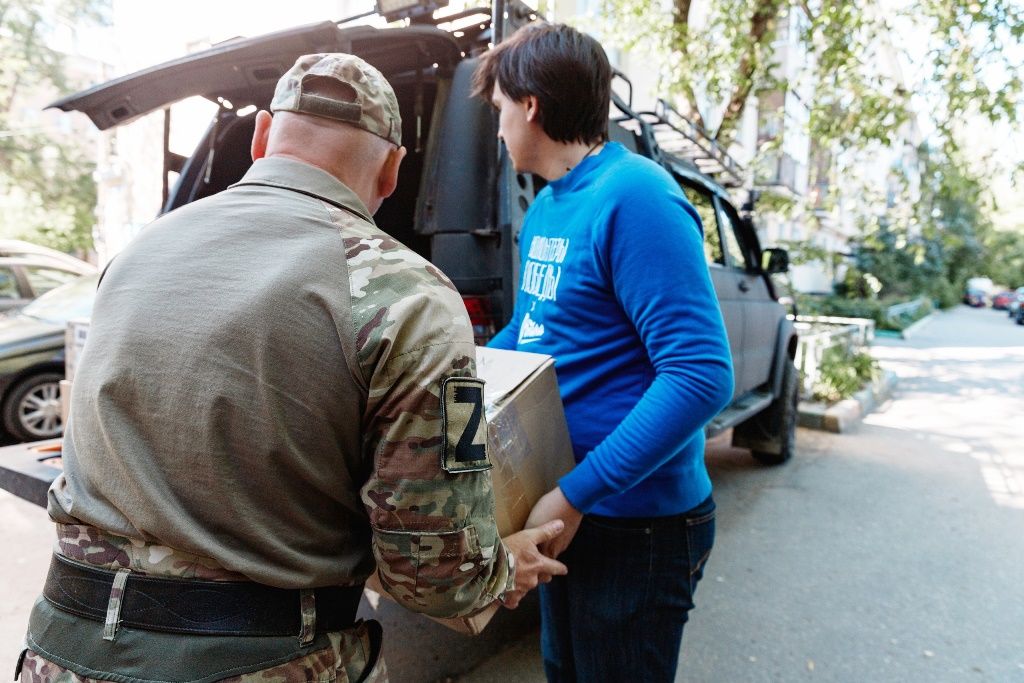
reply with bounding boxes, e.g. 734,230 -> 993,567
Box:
992,290 -> 1014,310
0,274 -> 98,441
963,289 -> 987,307
49,1 -> 799,464
1006,287 -> 1024,318
0,240 -> 95,272
0,240 -> 96,314
966,276 -> 994,296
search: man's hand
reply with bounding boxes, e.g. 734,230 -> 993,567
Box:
500,520 -> 569,609
525,486 -> 583,559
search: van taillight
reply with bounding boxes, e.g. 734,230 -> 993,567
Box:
462,295 -> 498,345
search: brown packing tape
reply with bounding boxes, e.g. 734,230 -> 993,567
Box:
486,403 -> 530,537
507,368 -> 573,496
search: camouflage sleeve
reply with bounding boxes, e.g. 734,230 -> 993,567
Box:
346,229 -> 515,619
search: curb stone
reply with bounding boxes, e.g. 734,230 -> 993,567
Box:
797,370 -> 898,433
899,310 -> 939,339
875,311 -> 939,340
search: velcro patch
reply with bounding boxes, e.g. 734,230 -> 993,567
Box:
440,377 -> 491,474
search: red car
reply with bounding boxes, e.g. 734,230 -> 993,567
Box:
992,290 -> 1015,310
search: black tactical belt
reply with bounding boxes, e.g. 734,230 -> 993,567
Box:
43,554 -> 364,637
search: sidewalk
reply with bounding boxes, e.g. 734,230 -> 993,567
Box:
455,628 -> 544,682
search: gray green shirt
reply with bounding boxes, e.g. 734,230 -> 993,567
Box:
48,156 -> 512,617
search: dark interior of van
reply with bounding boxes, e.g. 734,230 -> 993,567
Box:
166,72 -> 444,263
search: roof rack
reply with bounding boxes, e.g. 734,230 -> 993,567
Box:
619,98 -> 747,188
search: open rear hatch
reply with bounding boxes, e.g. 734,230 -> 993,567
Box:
49,21 -> 462,129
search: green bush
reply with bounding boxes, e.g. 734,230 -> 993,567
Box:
812,345 -> 881,403
799,295 -> 887,328
833,267 -> 882,300
884,298 -> 933,331
927,278 -> 961,309
798,294 -> 933,331
829,298 -> 886,323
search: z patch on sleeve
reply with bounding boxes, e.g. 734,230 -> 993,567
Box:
440,377 -> 491,473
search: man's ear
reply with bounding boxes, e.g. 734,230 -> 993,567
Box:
376,145 -> 408,200
525,95 -> 539,123
251,110 -> 273,161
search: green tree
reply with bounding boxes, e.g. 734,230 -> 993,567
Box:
598,0 -> 910,149
597,0 -> 1022,150
597,0 -> 1022,305
981,229 -> 1024,288
919,0 -> 1024,143
852,144 -> 1003,306
916,145 -> 990,291
0,0 -> 109,253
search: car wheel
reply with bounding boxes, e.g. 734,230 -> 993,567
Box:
3,372 -> 65,442
733,360 -> 799,466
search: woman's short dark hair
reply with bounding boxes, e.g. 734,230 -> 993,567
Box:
472,23 -> 611,145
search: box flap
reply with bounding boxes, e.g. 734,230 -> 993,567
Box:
475,347 -> 553,411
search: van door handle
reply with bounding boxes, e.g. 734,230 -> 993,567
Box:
738,281 -> 750,292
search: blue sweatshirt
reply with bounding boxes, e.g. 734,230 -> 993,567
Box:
489,142 -> 734,517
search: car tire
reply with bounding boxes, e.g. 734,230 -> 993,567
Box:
733,359 -> 799,466
3,372 -> 65,442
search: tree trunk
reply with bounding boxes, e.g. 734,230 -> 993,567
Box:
715,0 -> 784,144
670,0 -> 705,129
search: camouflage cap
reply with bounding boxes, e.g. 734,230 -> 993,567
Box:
271,53 -> 402,147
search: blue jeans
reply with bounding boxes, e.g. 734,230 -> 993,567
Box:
540,494 -> 715,683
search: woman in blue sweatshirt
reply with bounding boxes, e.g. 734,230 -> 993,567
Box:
475,23 -> 734,683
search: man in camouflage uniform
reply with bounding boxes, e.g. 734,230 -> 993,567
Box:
17,53 -> 566,683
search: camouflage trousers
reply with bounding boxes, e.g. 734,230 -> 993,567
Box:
19,524 -> 387,683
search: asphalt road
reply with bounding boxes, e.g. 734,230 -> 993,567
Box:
2,305 -> 1022,682
461,305 -> 1024,682
0,472 -> 50,667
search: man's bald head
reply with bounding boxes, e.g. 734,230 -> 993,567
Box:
250,109 -> 406,215
266,110 -> 396,178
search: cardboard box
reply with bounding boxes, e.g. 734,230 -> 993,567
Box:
64,318 -> 90,383
366,346 -> 575,635
475,347 -> 576,538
